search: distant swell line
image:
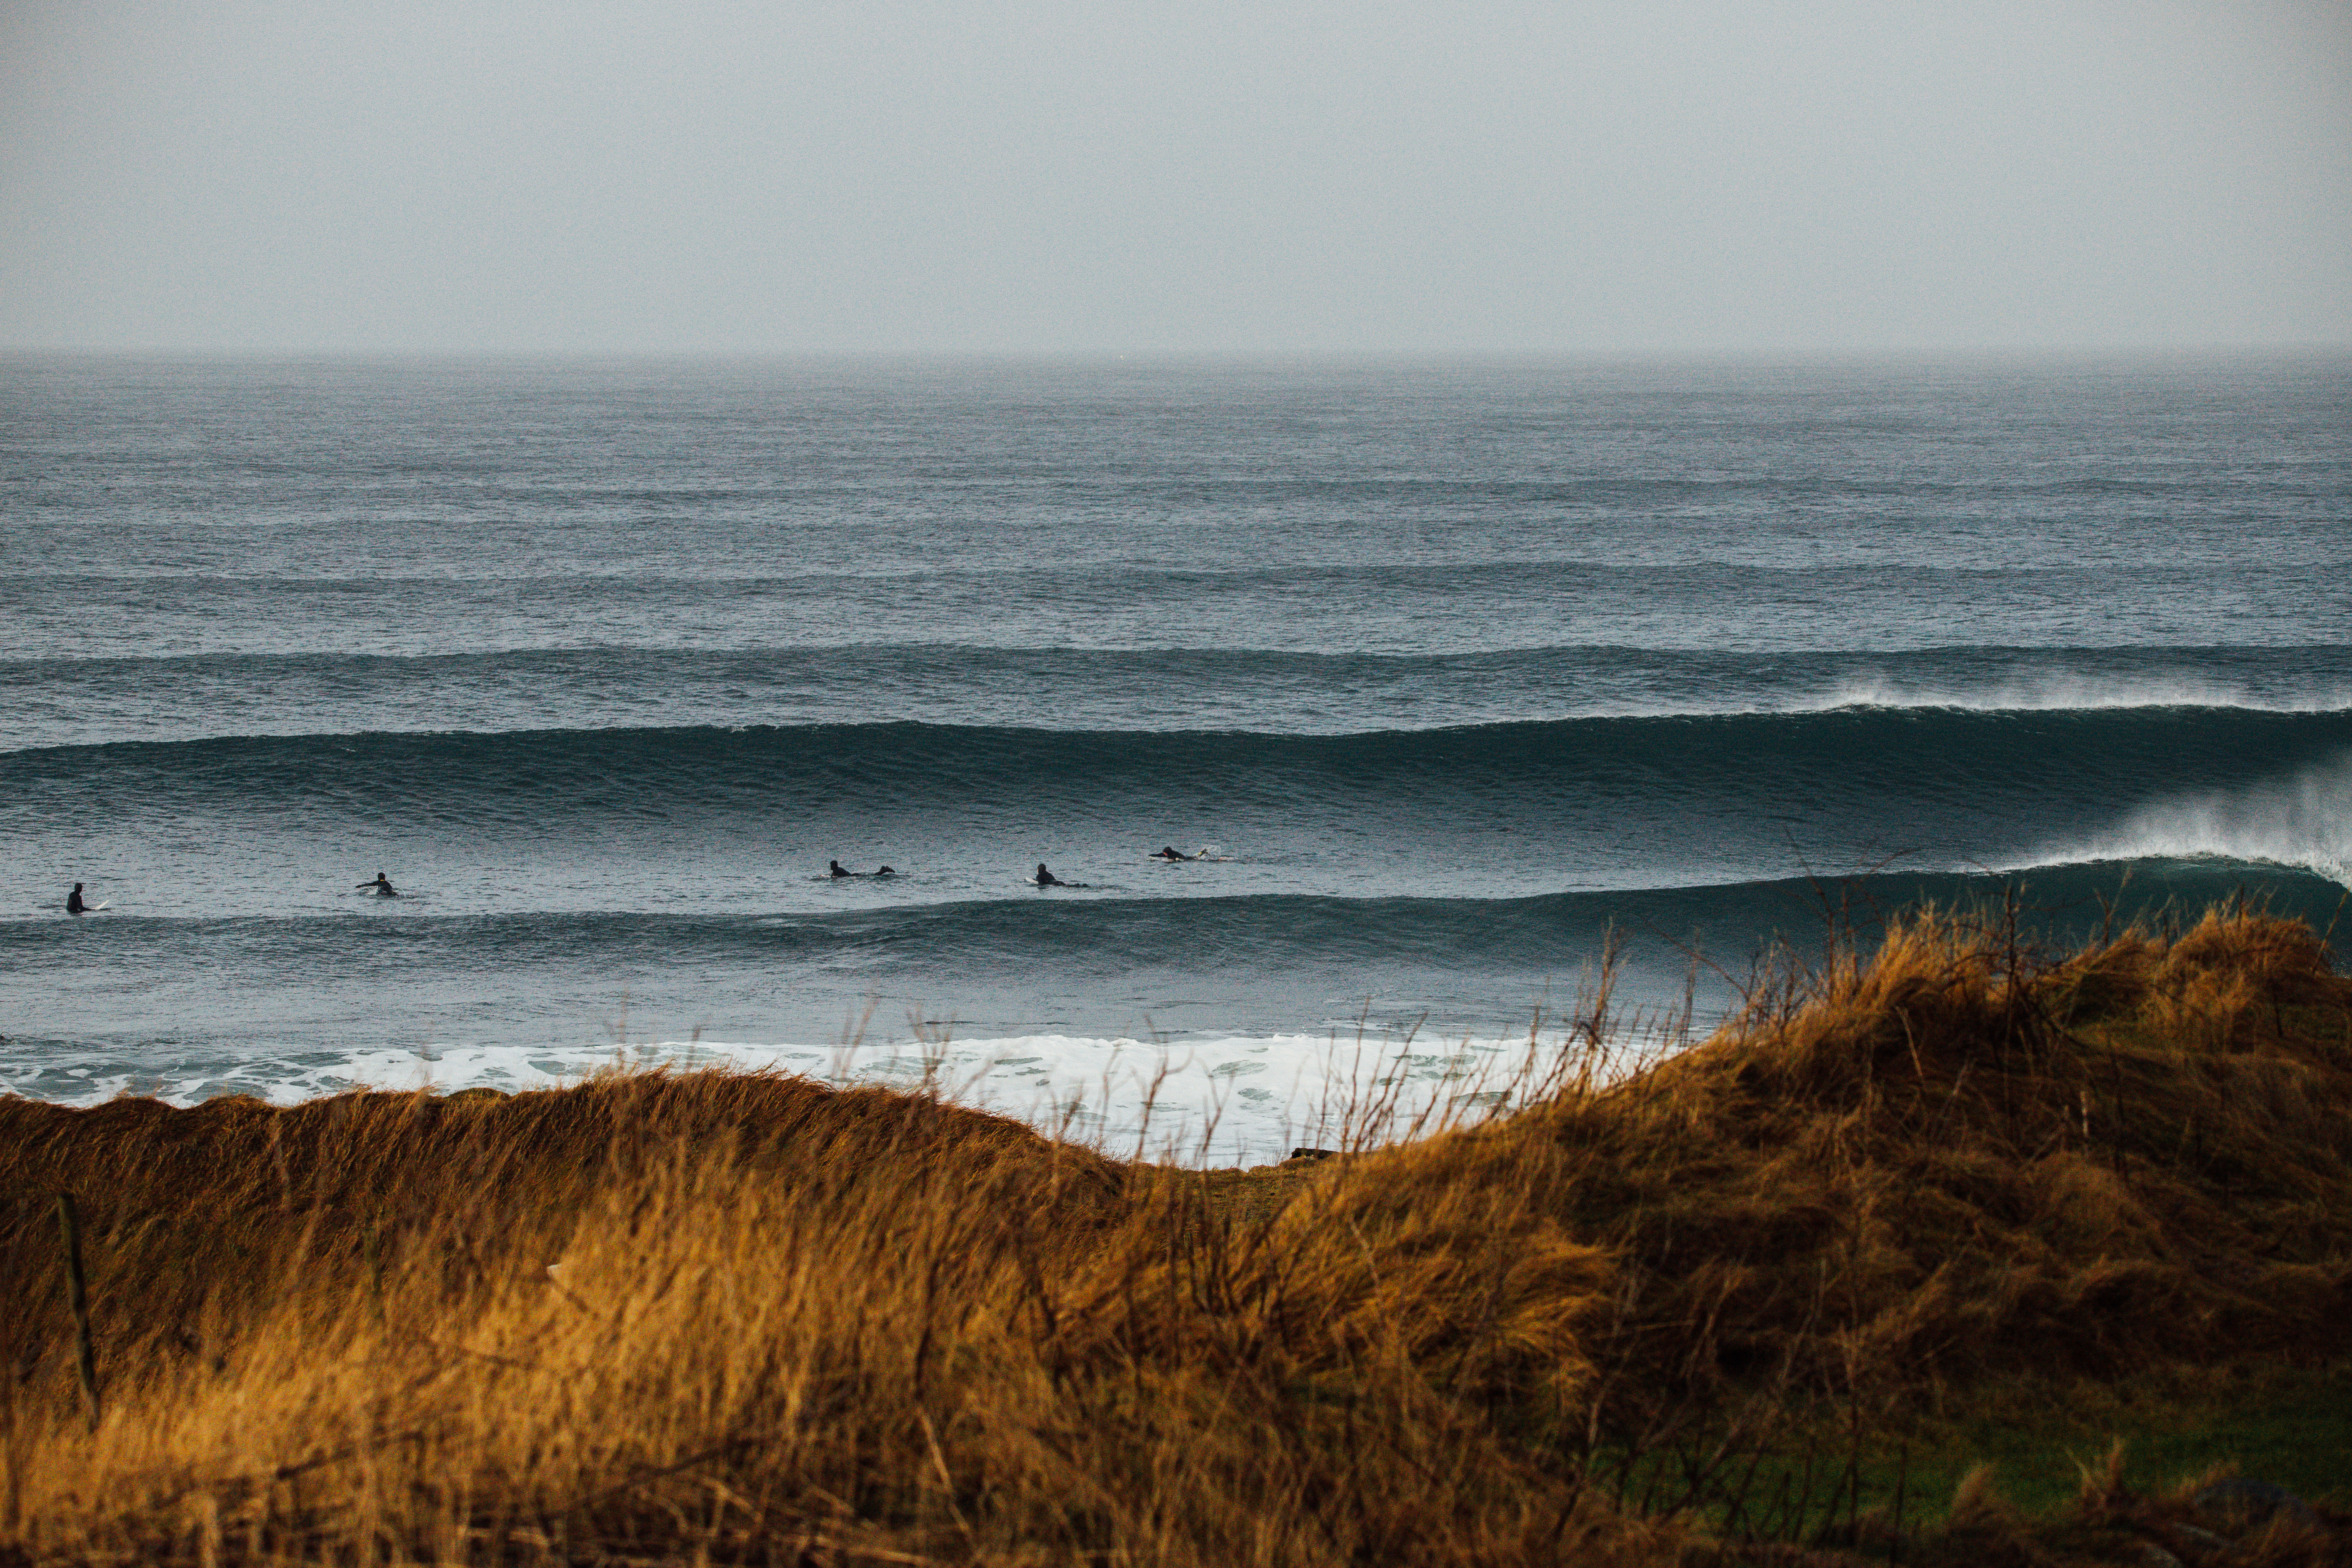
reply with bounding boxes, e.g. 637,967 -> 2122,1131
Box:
3,645 -> 2346,755
7,639 -> 2352,675
7,706 -> 2349,784
0,559 -> 2315,592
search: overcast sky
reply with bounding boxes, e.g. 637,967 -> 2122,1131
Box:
2,1 -> 2346,355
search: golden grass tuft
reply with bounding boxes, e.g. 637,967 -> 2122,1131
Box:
2,903 -> 2349,1564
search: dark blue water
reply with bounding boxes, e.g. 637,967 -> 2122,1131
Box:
4,355 -> 2347,1159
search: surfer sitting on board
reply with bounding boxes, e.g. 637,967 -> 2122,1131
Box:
358,872 -> 398,897
66,883 -> 88,915
1033,863 -> 1068,887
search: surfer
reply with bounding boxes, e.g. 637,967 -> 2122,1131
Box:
829,860 -> 851,879
1033,863 -> 1067,887
358,872 -> 398,897
66,883 -> 88,915
1151,846 -> 1194,861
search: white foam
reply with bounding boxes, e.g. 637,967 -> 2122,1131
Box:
1812,672 -> 2352,716
6,1026 -> 1614,1167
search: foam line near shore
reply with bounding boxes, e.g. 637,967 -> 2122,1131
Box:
0,1027 -> 1603,1168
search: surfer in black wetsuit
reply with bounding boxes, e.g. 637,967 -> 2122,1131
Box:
66,883 -> 87,915
358,872 -> 398,897
1033,863 -> 1066,887
829,861 -> 851,879
1151,846 -> 1193,861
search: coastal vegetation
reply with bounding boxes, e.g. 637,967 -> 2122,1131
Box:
2,902 -> 2348,1565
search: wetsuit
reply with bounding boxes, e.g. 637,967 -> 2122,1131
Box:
1034,864 -> 1065,887
66,884 -> 86,915
358,874 -> 397,897
829,861 -> 851,879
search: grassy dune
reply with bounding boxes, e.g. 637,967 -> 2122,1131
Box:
3,905 -> 2350,1565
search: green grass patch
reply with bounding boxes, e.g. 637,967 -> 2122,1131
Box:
1600,1365 -> 2352,1544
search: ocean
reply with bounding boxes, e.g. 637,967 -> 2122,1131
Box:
3,353 -> 2347,1161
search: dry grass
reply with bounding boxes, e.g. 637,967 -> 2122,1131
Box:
3,903 -> 2349,1565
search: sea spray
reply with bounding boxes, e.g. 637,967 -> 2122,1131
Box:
2062,752 -> 2352,888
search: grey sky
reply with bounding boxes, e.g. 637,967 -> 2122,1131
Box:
3,1 -> 2346,354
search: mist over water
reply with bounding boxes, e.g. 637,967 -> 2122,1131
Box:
3,355 -> 2346,1161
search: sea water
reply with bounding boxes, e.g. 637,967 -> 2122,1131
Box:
3,354 -> 2347,1161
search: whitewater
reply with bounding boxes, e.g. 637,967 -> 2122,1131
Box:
3,354 -> 2346,1162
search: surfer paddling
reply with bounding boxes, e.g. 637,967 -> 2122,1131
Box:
1150,846 -> 1196,861
830,861 -> 897,878
358,872 -> 398,897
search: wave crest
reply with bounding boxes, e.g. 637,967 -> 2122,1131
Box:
2049,753 -> 2352,887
